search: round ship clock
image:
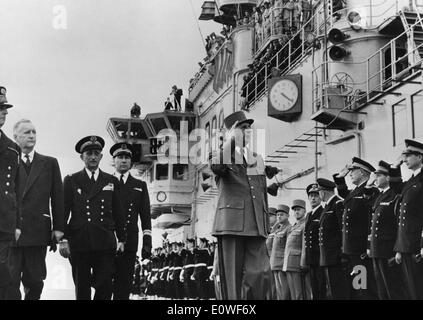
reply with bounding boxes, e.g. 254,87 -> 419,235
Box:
268,74 -> 302,122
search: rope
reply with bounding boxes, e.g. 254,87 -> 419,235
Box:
188,0 -> 207,51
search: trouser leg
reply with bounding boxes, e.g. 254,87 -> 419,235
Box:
113,250 -> 136,300
0,241 -> 14,300
324,265 -> 349,300
21,246 -> 47,300
92,250 -> 115,300
70,251 -> 92,300
401,253 -> 423,300
286,272 -> 303,300
8,246 -> 23,300
241,237 -> 272,300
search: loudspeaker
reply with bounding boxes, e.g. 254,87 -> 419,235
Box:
329,46 -> 350,61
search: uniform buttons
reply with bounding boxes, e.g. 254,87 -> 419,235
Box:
130,203 -> 133,207
226,205 -> 230,207
6,182 -> 9,186
127,220 -> 130,224
251,186 -> 254,189
87,212 -> 90,216
253,196 -> 256,199
101,206 -> 104,209
5,191 -> 8,195
248,178 -> 251,181
86,200 -> 90,203
101,199 -> 104,203
7,174 -> 10,178
402,224 -> 405,227
86,206 -> 90,209
101,219 -> 104,222
8,166 -> 11,170
88,218 -> 91,222
101,212 -> 104,216
129,209 -> 132,212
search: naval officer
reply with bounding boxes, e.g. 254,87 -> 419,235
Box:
110,142 -> 152,300
209,110 -> 273,300
60,135 -> 126,300
0,86 -> 21,300
393,139 -> 423,299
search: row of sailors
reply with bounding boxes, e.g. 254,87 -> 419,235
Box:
144,239 -> 216,300
265,139 -> 423,300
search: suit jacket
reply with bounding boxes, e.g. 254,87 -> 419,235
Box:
334,175 -> 378,255
118,174 -> 151,252
367,188 -> 399,258
319,195 -> 343,267
283,218 -> 306,272
302,205 -> 323,266
394,170 -> 423,254
210,149 -> 270,238
0,131 -> 21,239
17,152 -> 64,246
269,221 -> 291,270
63,169 -> 125,252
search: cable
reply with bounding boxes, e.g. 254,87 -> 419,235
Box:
188,0 -> 207,51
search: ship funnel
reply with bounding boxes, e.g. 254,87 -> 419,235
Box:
267,183 -> 279,197
328,28 -> 349,44
329,46 -> 350,61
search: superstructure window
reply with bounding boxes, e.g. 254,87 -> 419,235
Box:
155,164 -> 169,180
173,164 -> 189,181
392,99 -> 408,147
412,92 -> 423,139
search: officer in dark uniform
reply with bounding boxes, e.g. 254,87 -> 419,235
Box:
169,242 -> 184,299
109,142 -> 152,300
59,135 -> 126,300
192,237 -> 210,299
0,86 -> 21,300
157,246 -> 166,298
393,139 -> 423,299
180,238 -> 196,299
364,161 -> 406,299
207,242 -> 216,299
317,178 -> 349,299
333,157 -> 378,299
302,183 -> 325,300
148,247 -> 160,298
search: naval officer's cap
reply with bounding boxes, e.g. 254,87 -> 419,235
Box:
223,110 -> 254,130
374,160 -> 391,175
110,142 -> 133,158
316,178 -> 336,191
199,237 -> 209,244
402,139 -> 423,156
0,86 -> 13,109
306,183 -> 320,195
348,157 -> 375,173
75,135 -> 105,154
186,238 -> 195,244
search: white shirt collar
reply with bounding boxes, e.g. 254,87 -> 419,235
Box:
380,186 -> 390,193
114,171 -> 130,184
413,167 -> 422,177
311,204 -> 322,214
325,194 -> 338,206
21,150 -> 35,163
85,168 -> 100,181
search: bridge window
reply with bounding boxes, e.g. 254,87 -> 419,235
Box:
173,164 -> 189,181
155,164 -> 169,180
392,99 -> 408,147
219,110 -> 224,129
151,118 -> 168,134
412,92 -> 423,139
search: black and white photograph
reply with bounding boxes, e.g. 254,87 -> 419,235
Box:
1,0 -> 423,307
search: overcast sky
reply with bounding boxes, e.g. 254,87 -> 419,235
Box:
0,0 -> 218,175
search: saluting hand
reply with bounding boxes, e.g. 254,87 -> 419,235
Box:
337,165 -> 350,178
366,173 -> 377,188
392,156 -> 404,168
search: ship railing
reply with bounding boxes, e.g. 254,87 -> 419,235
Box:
243,6 -> 330,110
312,19 -> 423,114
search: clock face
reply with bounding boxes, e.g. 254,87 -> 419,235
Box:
269,79 -> 299,111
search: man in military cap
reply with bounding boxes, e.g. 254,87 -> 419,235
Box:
59,135 -> 126,300
334,157 -> 378,299
265,206 -> 278,299
301,183 -> 325,300
180,238 -> 196,299
393,139 -> 423,299
270,204 -> 291,300
109,142 -> 152,300
364,161 -> 406,299
283,199 -> 308,300
0,86 -> 22,300
317,178 -> 349,299
9,119 -> 64,300
209,110 -> 273,300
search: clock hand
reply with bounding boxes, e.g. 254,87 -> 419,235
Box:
280,92 -> 294,104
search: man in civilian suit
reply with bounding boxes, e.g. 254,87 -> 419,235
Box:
59,135 -> 126,300
209,111 -> 276,300
109,142 -> 152,300
9,119 -> 64,300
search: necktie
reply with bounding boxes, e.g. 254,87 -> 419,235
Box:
24,154 -> 31,166
120,174 -> 125,185
91,172 -> 96,183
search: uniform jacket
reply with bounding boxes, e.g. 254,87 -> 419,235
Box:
266,222 -> 281,257
118,174 -> 151,252
17,152 -> 64,246
193,248 -> 210,280
283,217 -> 306,272
302,205 -> 323,266
0,131 -> 21,239
63,169 -> 126,252
182,249 -> 195,279
170,252 -> 183,279
334,175 -> 378,255
366,187 -> 399,258
269,221 -> 291,270
394,170 -> 423,254
210,149 -> 270,238
319,195 -> 343,267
